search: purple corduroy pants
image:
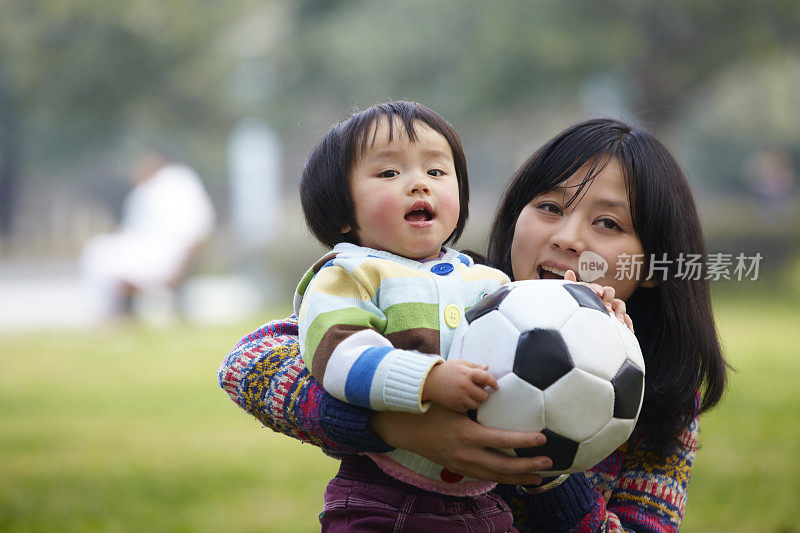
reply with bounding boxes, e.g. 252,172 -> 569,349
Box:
319,456 -> 517,532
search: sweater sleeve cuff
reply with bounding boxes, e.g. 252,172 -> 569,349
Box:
319,394 -> 394,453
520,473 -> 598,530
376,350 -> 443,412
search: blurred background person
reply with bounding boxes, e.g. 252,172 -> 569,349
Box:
80,148 -> 215,321
745,148 -> 796,214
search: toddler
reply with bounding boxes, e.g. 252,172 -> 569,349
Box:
295,101 -> 510,502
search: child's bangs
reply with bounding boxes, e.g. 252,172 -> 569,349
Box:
352,110 -> 421,157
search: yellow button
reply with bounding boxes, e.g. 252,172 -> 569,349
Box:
444,304 -> 461,328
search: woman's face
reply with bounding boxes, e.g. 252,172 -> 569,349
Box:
510,158 -> 652,301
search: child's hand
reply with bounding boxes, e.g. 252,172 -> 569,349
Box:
564,270 -> 634,333
423,360 -> 499,412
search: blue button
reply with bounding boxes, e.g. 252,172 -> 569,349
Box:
431,263 -> 454,276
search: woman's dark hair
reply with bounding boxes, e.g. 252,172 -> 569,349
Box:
300,100 -> 469,249
487,118 -> 728,454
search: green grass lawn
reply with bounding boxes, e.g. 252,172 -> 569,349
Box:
0,318 -> 338,532
681,289 -> 800,533
1,289 -> 798,532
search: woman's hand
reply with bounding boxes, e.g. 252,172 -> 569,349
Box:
565,270 -> 634,333
370,404 -> 552,485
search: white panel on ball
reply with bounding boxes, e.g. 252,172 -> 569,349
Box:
453,311 -> 520,380
498,281 -> 578,332
615,319 -> 645,372
544,369 -> 614,442
571,417 -> 637,471
561,308 -> 626,381
477,373 -> 545,434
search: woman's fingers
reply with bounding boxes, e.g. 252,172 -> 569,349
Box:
451,451 -> 548,485
472,448 -> 553,475
465,426 -> 552,468
444,438 -> 551,482
441,410 -> 555,475
624,313 -> 635,333
610,298 -> 626,320
608,298 -> 634,331
470,424 -> 545,449
602,285 -> 616,304
453,448 -> 552,484
372,405 -> 554,485
566,270 -> 609,301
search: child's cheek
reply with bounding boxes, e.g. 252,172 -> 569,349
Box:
369,196 -> 402,221
357,195 -> 403,236
439,189 -> 461,225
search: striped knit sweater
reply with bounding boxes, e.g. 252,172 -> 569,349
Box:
219,315 -> 699,532
295,243 -> 509,413
294,242 -> 510,494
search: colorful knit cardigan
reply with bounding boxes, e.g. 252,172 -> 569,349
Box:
219,316 -> 698,532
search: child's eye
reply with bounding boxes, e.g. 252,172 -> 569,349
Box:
378,170 -> 398,178
428,169 -> 444,177
596,218 -> 621,231
537,202 -> 562,215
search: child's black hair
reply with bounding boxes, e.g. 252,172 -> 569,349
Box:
487,118 -> 728,455
300,100 -> 469,249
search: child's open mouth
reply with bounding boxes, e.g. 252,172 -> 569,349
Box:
405,202 -> 435,227
405,208 -> 433,222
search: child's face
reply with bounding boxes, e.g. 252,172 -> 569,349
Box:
510,158 -> 653,301
346,118 -> 460,261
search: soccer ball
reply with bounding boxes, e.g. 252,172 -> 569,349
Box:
448,280 -> 645,474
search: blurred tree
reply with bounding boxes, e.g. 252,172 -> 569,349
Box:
0,72 -> 19,240
263,0 -> 800,132
2,0 -> 799,244
0,0 -> 255,242
626,1 -> 800,127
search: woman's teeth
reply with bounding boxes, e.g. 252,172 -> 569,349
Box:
539,265 -> 567,279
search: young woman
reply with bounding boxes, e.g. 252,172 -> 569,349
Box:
219,117 -> 728,532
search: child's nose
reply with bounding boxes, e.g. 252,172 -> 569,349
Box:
408,175 -> 431,195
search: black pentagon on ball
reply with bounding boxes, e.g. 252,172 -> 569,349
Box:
465,284 -> 513,324
612,360 -> 645,419
563,283 -> 608,314
515,429 -> 578,471
513,329 -> 574,390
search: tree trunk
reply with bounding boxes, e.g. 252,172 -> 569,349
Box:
0,72 -> 20,248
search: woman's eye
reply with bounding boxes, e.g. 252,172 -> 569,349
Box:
428,169 -> 444,177
596,218 -> 621,230
537,202 -> 561,215
378,170 -> 398,178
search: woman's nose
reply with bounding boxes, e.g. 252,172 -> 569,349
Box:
550,218 -> 585,253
